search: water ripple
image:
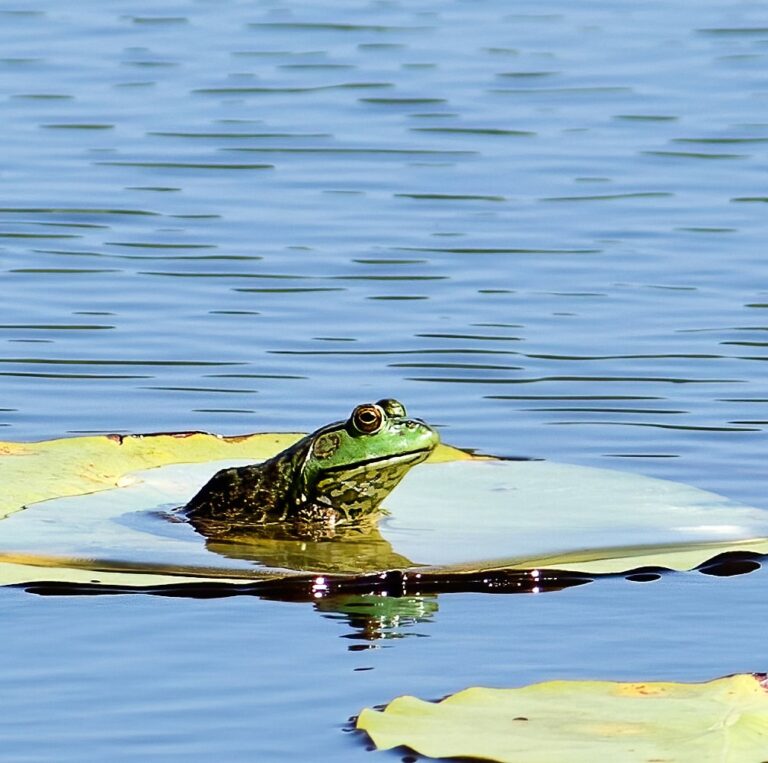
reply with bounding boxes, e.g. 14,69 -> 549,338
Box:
246,22 -> 430,33
4,1 -> 768,755
95,161 -> 274,170
193,83 -> 393,94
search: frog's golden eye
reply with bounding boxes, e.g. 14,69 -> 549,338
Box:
351,403 -> 384,434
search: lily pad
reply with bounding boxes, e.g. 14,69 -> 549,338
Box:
0,431 -> 470,521
0,433 -> 767,587
0,432 -> 467,586
356,673 -> 768,762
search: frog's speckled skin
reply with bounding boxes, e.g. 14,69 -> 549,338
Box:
184,399 -> 438,533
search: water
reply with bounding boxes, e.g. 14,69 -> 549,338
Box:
2,1 -> 768,759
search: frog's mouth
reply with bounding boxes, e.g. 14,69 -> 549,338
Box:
320,447 -> 433,475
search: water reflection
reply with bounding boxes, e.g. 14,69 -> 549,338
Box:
18,568 -> 592,645
317,593 -> 439,646
194,522 -> 415,574
17,554 -> 765,647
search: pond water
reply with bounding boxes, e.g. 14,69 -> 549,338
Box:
2,0 -> 768,760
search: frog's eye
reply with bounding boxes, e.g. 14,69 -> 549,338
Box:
376,398 -> 406,418
351,403 -> 384,434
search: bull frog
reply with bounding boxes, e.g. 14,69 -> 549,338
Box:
184,399 -> 438,537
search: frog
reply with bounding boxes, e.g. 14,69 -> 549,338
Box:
183,399 -> 439,538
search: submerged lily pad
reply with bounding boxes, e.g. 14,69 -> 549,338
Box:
0,432 -> 767,587
357,673 -> 768,762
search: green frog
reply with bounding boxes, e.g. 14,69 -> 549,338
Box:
184,399 -> 438,537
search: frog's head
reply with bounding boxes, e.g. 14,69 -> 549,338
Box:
296,398 -> 439,522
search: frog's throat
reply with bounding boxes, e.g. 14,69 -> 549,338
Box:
308,448 -> 432,522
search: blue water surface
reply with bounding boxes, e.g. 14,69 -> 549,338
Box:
1,1 -> 768,760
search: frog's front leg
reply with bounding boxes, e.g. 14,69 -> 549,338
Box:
294,500 -> 338,539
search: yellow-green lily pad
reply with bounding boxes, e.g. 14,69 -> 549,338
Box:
0,431 -> 471,521
357,673 -> 768,762
0,432 -> 468,586
0,432 -> 767,587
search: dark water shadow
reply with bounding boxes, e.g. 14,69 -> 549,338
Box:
16,551 -> 764,647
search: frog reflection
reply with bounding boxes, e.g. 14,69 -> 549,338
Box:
315,593 -> 439,646
200,521 -> 415,575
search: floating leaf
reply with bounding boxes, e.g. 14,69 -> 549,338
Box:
0,431 -> 471,519
357,673 -> 768,762
0,433 -> 469,586
0,434 -> 767,587
381,461 -> 768,573
0,432 -> 297,520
